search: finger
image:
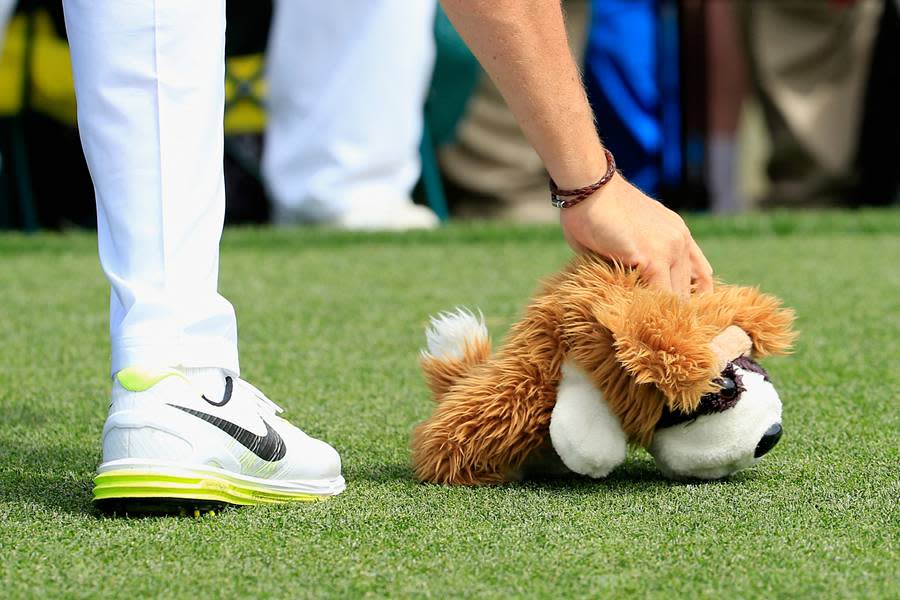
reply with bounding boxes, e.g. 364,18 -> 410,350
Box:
690,261 -> 714,294
688,239 -> 714,293
689,237 -> 713,276
642,263 -> 673,293
670,254 -> 692,299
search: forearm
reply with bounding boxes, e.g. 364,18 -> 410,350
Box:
440,0 -> 606,188
443,0 -> 714,296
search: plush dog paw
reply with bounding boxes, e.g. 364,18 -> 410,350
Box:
550,361 -> 627,478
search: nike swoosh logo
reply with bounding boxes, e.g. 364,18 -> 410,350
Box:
202,376 -> 234,407
167,404 -> 286,462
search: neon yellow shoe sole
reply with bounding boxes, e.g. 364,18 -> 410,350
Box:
93,463 -> 345,515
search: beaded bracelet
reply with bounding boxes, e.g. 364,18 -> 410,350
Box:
549,148 -> 617,209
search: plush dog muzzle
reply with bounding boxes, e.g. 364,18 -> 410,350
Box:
649,360 -> 783,480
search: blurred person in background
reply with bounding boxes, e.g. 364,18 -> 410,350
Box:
705,0 -> 748,214
578,0 -> 891,212
28,0 -> 713,511
855,0 -> 900,205
0,0 -> 16,189
0,0 -> 14,184
0,0 -> 12,54
582,0 -> 683,203
441,0 -> 736,217
739,0 -> 884,207
262,2 -> 440,230
439,0 -> 589,223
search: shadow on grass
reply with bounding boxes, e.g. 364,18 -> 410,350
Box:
347,456 -> 758,495
1,446 -> 767,519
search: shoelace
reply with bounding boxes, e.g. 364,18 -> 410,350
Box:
234,377 -> 285,415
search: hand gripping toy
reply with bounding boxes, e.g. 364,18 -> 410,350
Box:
412,254 -> 795,484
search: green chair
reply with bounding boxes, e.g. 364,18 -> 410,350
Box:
418,8 -> 480,221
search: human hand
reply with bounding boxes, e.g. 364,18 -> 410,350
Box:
559,174 -> 714,297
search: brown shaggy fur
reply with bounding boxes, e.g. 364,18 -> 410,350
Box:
411,254 -> 796,485
420,337 -> 493,400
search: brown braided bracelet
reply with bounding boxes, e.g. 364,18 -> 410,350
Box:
549,148 -> 617,208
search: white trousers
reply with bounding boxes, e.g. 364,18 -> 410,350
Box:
62,1 -> 437,375
63,0 -> 238,375
262,0 -> 437,223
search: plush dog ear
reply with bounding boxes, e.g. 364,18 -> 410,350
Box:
694,285 -> 797,358
598,288 -> 721,415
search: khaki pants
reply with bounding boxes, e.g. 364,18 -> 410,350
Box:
439,0 -> 590,222
740,0 -> 883,206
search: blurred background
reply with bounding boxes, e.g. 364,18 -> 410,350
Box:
0,0 -> 897,232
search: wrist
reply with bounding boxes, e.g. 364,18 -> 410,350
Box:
550,148 -> 617,209
546,144 -> 609,190
559,172 -> 630,223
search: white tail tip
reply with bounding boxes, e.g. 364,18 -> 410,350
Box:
423,308 -> 488,360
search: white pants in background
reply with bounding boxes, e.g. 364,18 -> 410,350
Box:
61,1 -> 437,376
0,0 -> 14,177
263,1 -> 437,224
0,0 -> 15,56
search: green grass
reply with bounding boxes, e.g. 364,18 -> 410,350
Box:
1,209 -> 898,599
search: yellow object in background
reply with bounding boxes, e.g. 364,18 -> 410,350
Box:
0,14 -> 27,116
0,12 -> 75,123
224,54 -> 267,134
0,10 -> 266,134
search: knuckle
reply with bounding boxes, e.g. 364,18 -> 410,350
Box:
642,261 -> 663,277
669,235 -> 686,254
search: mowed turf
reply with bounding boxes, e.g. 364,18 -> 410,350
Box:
1,210 -> 897,599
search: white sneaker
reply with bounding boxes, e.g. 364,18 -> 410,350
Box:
331,202 -> 439,231
93,367 -> 345,514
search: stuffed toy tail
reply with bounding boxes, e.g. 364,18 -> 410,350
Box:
420,308 -> 491,400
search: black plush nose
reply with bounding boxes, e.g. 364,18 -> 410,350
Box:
754,423 -> 783,458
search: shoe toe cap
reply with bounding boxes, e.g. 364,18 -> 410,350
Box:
288,438 -> 342,481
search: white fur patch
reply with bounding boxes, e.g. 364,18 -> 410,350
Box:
550,361 -> 627,478
650,369 -> 783,479
423,308 -> 488,361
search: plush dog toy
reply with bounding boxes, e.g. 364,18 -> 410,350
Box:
412,254 -> 796,484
